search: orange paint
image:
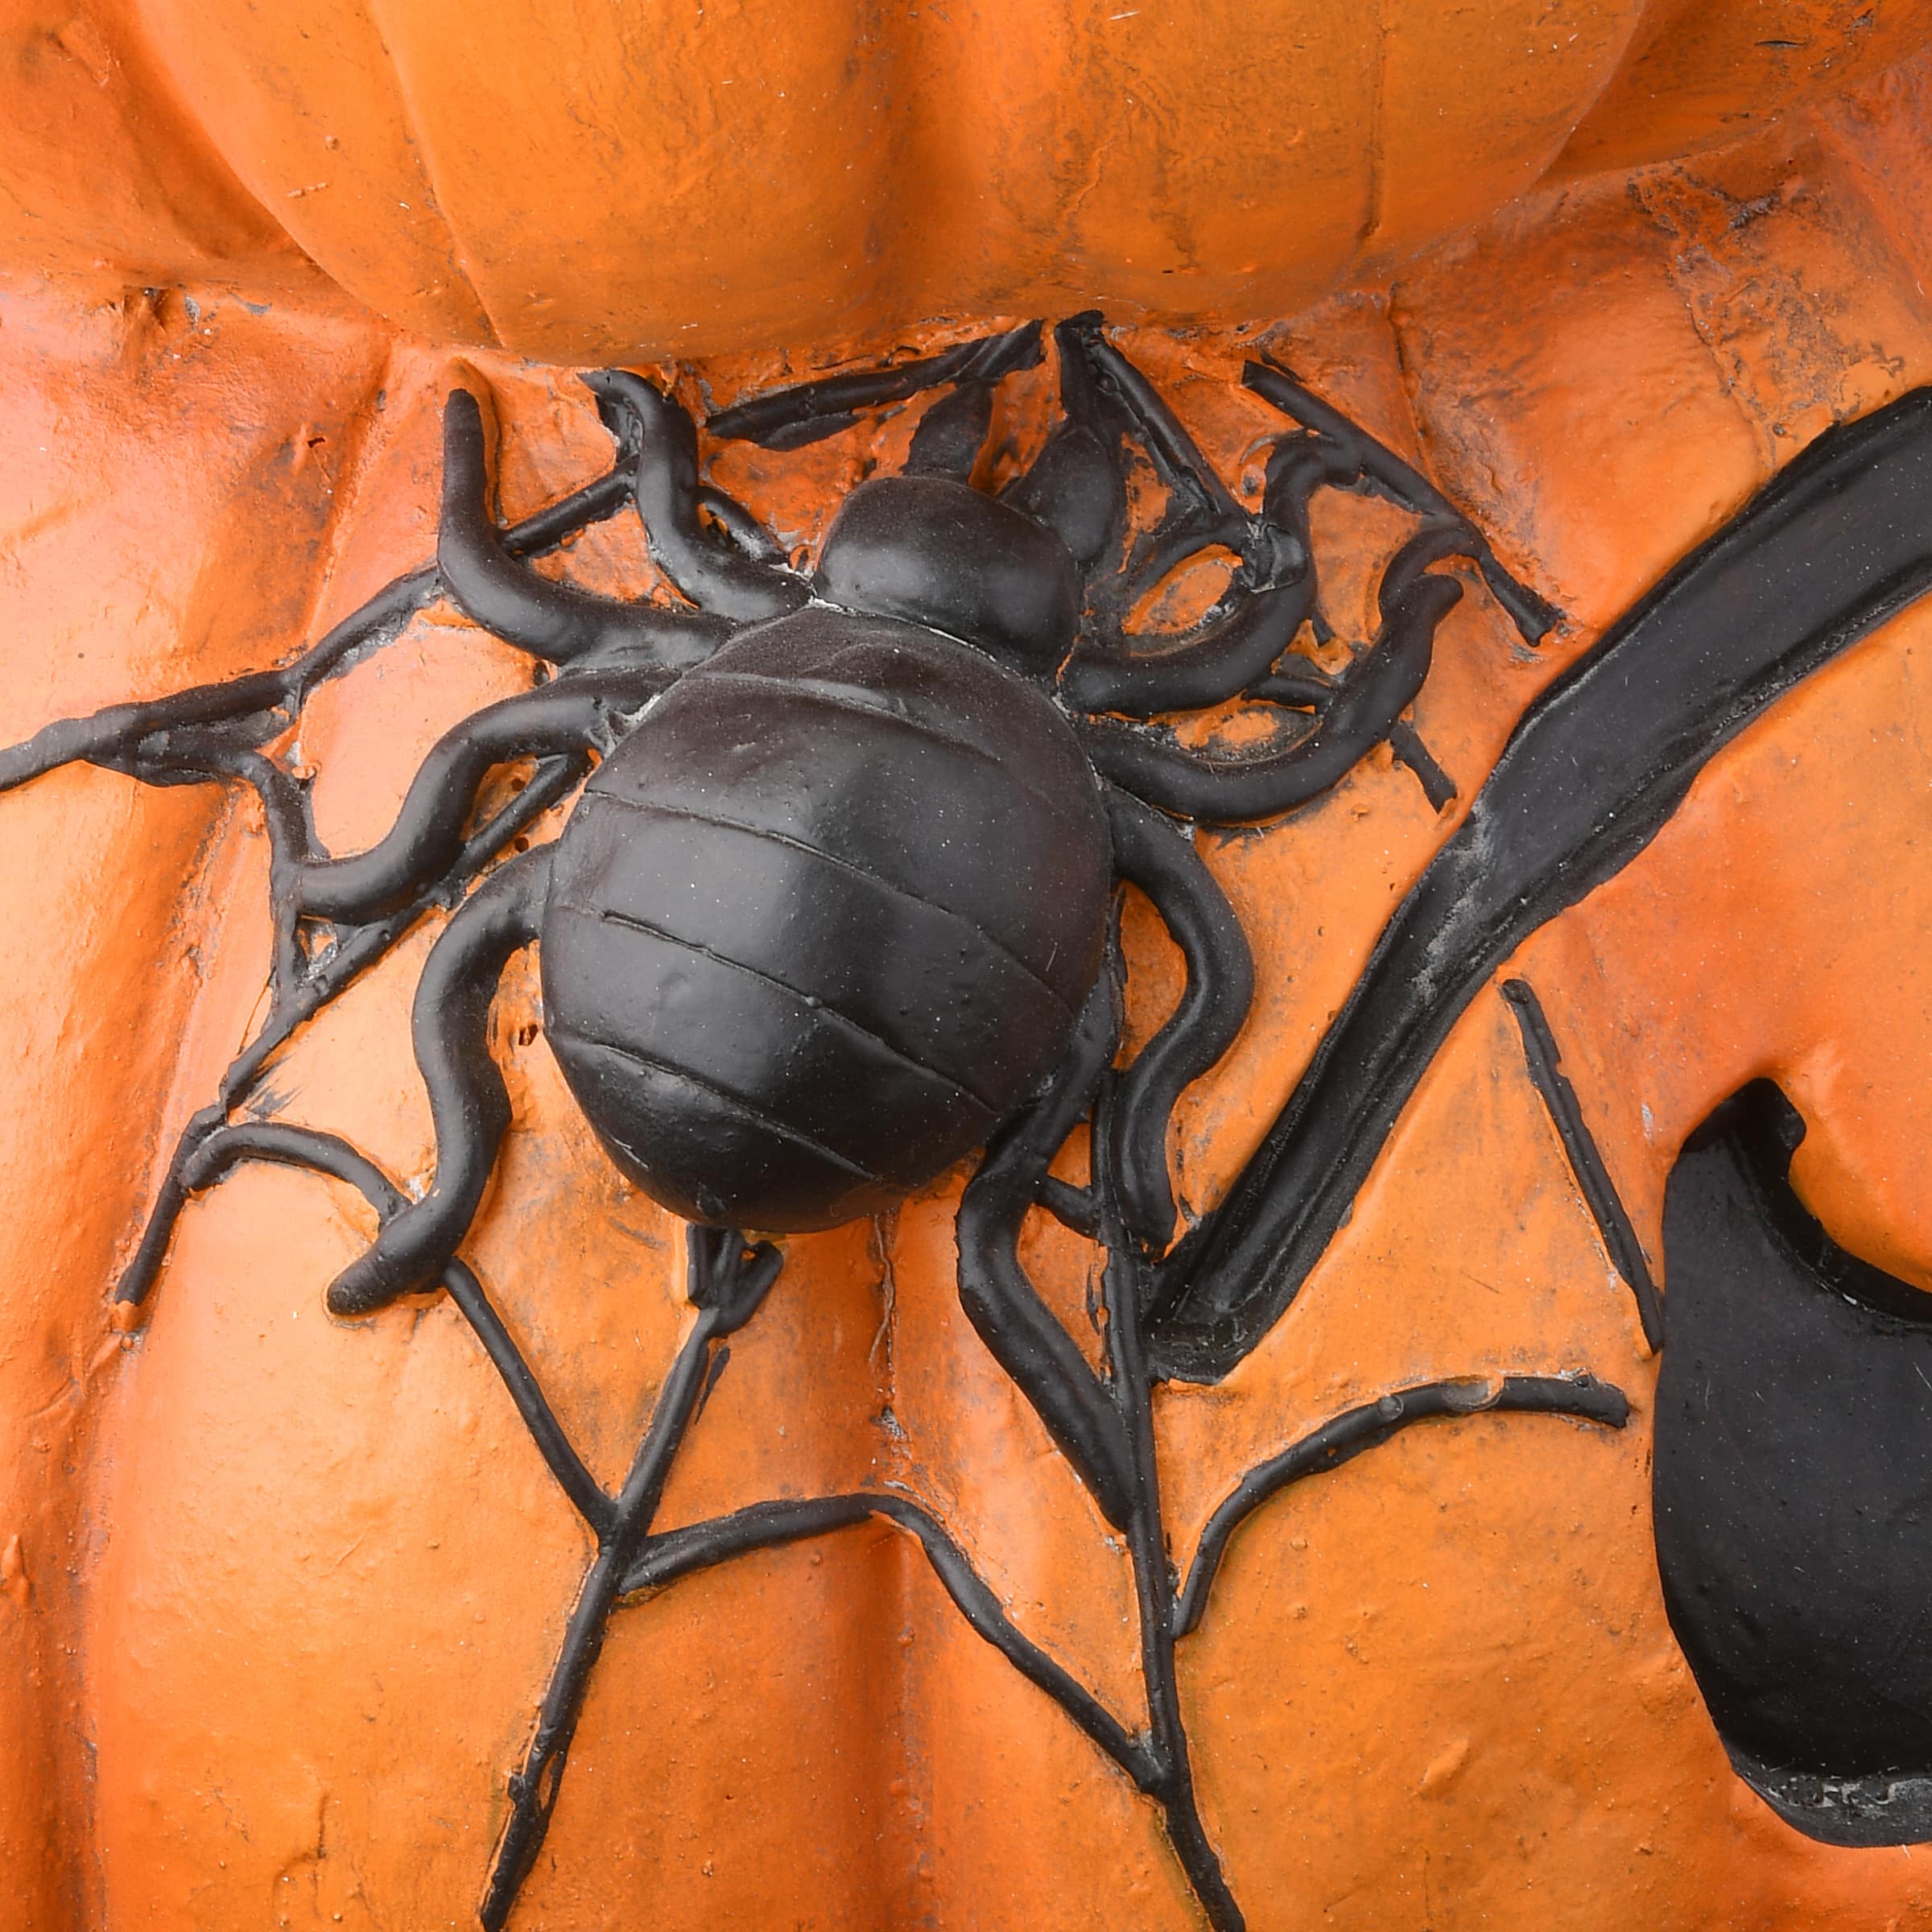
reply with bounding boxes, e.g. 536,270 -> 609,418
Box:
0,2 -> 1913,357
5,10 -> 1932,1929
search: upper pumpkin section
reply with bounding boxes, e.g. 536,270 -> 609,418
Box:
2,0 -> 1926,360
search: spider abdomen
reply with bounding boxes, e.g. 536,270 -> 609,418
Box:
539,609 -> 1111,1230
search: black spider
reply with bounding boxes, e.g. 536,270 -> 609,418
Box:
0,314 -> 1554,1488
0,313 -> 1568,1928
17,316 -> 1540,1306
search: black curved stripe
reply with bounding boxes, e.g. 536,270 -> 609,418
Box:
1177,1373 -> 1631,1637
1150,386 -> 1932,1381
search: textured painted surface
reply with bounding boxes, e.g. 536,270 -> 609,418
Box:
0,1 -> 1924,357
6,16 -> 1932,1932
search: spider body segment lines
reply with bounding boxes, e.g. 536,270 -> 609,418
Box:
0,316 -> 1614,1930
14,312 -> 1551,1331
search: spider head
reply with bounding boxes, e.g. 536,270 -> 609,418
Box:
812,476 -> 1080,680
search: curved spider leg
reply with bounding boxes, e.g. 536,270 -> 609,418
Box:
956,956 -> 1139,1530
1244,354 -> 1563,646
1000,316 -> 1129,572
294,667 -> 664,925
1057,313 -> 1251,617
704,320 -> 1043,450
1059,434 -> 1332,716
437,390 -> 738,669
902,376 -> 998,481
324,844 -> 552,1318
109,751 -> 590,1319
181,1119 -> 614,1531
579,370 -> 809,622
1076,568 -> 1465,824
1103,788 -> 1255,1254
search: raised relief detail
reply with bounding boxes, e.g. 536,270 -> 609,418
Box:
1657,1082 -> 1932,1848
7,317 -> 1931,1928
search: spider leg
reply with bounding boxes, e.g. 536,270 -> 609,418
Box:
1056,313 -> 1251,612
1059,435 -> 1330,716
109,752 -> 585,1316
437,390 -> 737,668
902,378 -> 997,481
1078,567 -> 1464,824
579,371 -> 809,622
956,958 -> 1138,1530
1104,789 -> 1254,1252
998,322 -> 1127,571
704,322 -> 1042,450
1244,356 -> 1561,646
295,667 -> 663,925
324,844 -> 552,1318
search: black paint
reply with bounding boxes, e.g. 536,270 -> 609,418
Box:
815,476 -> 1082,677
542,609 -> 1111,1230
1152,386 -> 1932,1381
1103,788 -> 1253,1252
1501,978 -> 1664,1351
1656,1081 -> 1932,1844
1177,1373 -> 1631,1637
0,316 -> 1624,1930
956,956 -> 1138,1529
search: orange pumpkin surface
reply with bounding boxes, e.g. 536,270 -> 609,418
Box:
8,10 -> 1932,1932
0,0 -> 1926,357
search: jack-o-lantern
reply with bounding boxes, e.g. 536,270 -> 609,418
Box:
8,6 -> 1932,1930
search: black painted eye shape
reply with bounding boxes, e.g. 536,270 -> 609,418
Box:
1653,1079 -> 1932,1847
